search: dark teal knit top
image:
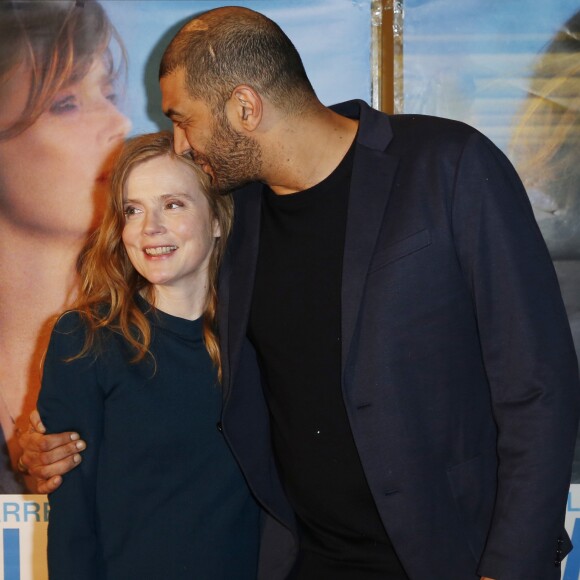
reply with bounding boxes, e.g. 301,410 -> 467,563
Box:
38,300 -> 260,580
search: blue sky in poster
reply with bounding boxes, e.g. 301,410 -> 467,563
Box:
102,0 -> 373,135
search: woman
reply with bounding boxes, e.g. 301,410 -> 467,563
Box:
37,131 -> 260,579
0,0 -> 131,491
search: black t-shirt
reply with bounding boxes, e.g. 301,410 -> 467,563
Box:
249,145 -> 408,578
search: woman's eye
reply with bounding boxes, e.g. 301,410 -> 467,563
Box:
123,206 -> 141,218
166,201 -> 184,210
49,95 -> 78,114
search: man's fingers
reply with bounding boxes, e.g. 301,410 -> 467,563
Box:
17,410 -> 86,493
37,475 -> 63,495
21,431 -> 81,454
28,451 -> 82,481
20,435 -> 85,479
29,438 -> 85,468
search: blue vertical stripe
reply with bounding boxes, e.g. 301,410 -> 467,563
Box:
3,528 -> 20,580
563,519 -> 580,580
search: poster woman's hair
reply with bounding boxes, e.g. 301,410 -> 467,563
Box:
509,10 -> 580,200
0,0 -> 124,140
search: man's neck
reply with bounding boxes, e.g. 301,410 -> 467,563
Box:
262,106 -> 358,195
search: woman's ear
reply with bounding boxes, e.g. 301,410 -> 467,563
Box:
225,85 -> 262,131
212,217 -> 221,238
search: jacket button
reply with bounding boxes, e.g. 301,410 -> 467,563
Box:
216,422 -> 223,433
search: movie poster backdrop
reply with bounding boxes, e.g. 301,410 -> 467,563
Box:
1,0 -> 579,578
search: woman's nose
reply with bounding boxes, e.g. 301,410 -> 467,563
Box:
143,210 -> 166,235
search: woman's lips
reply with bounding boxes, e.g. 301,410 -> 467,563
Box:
144,245 -> 178,256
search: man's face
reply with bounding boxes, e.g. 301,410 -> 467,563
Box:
160,69 -> 262,193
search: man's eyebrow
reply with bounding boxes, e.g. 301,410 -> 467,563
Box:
164,108 -> 183,120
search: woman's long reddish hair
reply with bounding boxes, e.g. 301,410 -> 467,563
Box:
72,131 -> 233,381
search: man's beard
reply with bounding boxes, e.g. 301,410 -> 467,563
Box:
198,113 -> 263,194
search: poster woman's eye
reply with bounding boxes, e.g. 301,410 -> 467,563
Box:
49,95 -> 78,115
103,80 -> 118,105
106,91 -> 118,105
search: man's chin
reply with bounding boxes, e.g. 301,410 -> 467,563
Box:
214,176 -> 257,195
201,159 -> 257,193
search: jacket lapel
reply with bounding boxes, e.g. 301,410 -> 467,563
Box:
219,182 -> 263,396
340,102 -> 400,375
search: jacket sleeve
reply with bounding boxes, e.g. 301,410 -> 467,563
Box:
37,313 -> 104,580
451,131 -> 580,579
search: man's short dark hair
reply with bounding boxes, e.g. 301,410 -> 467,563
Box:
160,6 -> 317,114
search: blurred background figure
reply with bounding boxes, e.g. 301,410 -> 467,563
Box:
509,9 -> 580,480
510,9 -> 580,261
0,0 -> 130,492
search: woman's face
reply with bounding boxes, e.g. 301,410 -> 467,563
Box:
122,155 -> 220,300
0,56 -> 131,239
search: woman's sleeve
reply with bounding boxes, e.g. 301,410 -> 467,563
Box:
37,314 -> 105,580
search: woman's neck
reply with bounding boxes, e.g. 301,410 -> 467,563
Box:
150,280 -> 209,321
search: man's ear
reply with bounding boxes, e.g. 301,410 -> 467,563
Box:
225,85 -> 262,131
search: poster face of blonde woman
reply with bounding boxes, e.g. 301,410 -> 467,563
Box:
0,1 -> 131,493
0,58 -> 130,238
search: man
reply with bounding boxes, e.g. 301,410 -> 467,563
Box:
21,6 -> 580,579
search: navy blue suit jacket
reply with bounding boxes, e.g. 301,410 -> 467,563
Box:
219,100 -> 580,579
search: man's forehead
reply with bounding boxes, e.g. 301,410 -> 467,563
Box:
160,71 -> 185,107
160,68 -> 185,89
160,81 -> 210,121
